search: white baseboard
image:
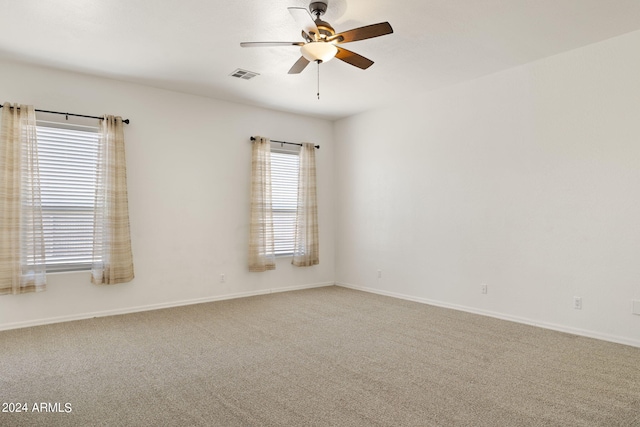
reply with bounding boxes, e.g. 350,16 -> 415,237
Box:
0,281 -> 334,332
337,282 -> 640,349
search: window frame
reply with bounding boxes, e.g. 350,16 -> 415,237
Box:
270,143 -> 300,257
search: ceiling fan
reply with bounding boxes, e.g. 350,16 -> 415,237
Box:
240,1 -> 393,74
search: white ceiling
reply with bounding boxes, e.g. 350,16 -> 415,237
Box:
1,0 -> 640,120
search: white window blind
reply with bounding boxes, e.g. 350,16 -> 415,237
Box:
36,122 -> 100,272
270,149 -> 299,256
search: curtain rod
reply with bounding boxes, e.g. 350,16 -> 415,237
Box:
0,104 -> 130,124
250,136 -> 319,149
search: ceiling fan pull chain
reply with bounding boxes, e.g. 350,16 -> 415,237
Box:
317,60 -> 320,100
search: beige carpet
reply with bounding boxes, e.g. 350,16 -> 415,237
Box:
0,286 -> 639,426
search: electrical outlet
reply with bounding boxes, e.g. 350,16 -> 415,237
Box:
573,296 -> 582,310
220,274 -> 225,283
481,284 -> 487,294
377,270 -> 382,279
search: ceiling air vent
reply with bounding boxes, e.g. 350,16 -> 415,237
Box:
230,69 -> 260,80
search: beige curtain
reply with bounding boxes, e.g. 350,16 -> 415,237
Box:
0,103 -> 47,295
292,142 -> 319,267
91,116 -> 134,284
249,136 -> 276,272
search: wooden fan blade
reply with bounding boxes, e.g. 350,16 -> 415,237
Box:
288,7 -> 319,39
288,56 -> 310,74
330,22 -> 393,44
241,42 -> 304,47
335,47 -> 374,70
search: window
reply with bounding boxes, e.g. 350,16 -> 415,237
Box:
270,147 -> 299,256
36,121 -> 100,272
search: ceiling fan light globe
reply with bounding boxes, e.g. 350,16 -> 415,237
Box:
301,42 -> 338,63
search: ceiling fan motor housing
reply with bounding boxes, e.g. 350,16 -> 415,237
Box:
315,20 -> 335,38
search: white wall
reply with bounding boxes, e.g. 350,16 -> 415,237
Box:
0,60 -> 335,329
334,30 -> 640,347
